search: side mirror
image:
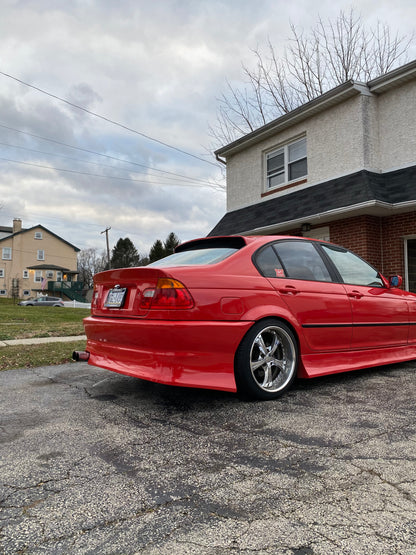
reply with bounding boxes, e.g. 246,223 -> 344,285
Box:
389,275 -> 402,288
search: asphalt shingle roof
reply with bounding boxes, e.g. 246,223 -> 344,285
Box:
209,165 -> 416,236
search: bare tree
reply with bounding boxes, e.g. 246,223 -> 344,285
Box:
211,9 -> 413,147
77,248 -> 108,289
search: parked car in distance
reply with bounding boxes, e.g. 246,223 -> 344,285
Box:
76,235 -> 416,400
19,296 -> 64,307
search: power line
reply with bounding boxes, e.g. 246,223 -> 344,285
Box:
0,70 -> 219,167
0,205 -> 213,252
0,208 -> 204,253
0,156 -> 225,191
0,139 -> 224,188
0,123 -> 224,187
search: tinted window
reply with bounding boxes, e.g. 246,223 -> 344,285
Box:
255,245 -> 286,277
274,241 -> 332,282
321,245 -> 383,287
148,247 -> 238,267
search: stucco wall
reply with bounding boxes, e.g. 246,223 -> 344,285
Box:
377,80 -> 416,171
226,95 -> 368,212
225,78 -> 416,212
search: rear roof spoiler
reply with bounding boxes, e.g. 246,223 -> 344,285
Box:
175,236 -> 247,253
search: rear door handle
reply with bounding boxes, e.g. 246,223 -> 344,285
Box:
347,290 -> 363,299
278,285 -> 299,295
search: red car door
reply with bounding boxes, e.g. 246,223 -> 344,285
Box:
275,278 -> 353,351
255,240 -> 353,352
342,284 -> 409,347
320,244 -> 409,348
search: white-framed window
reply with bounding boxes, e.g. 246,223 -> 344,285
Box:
2,247 -> 12,260
37,250 -> 45,261
404,236 -> 416,293
0,269 -> 4,278
23,269 -> 29,279
46,270 -> 54,279
302,226 -> 330,241
56,271 -> 63,282
23,289 -> 30,296
34,231 -> 43,240
0,289 -> 6,296
35,270 -> 43,283
266,137 -> 307,190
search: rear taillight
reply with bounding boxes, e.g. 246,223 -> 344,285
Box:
140,278 -> 194,309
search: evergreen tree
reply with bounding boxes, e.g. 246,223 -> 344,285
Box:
148,239 -> 166,263
110,237 -> 141,269
164,232 -> 180,255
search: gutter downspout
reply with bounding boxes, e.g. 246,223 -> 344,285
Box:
215,153 -> 226,165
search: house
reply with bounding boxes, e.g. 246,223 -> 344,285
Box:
210,60 -> 416,292
0,219 -> 83,301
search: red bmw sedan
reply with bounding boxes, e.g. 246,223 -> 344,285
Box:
77,236 -> 416,400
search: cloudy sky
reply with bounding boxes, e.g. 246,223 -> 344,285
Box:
1,0 -> 415,257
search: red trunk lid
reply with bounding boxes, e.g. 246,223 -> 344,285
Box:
91,267 -> 166,318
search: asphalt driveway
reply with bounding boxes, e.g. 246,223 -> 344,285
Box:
1,360 -> 415,554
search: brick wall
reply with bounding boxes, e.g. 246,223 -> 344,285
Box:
381,212 -> 416,278
330,215 -> 383,270
315,212 -> 416,281
282,211 -> 416,282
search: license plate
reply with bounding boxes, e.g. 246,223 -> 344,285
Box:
104,287 -> 127,308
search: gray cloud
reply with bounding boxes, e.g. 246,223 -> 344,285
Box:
1,0 -> 415,255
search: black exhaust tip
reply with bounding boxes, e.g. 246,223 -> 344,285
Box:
72,350 -> 90,362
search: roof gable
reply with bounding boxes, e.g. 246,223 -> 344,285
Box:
215,60 -> 416,159
0,224 -> 80,252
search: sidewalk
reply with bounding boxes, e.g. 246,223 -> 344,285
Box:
0,335 -> 86,347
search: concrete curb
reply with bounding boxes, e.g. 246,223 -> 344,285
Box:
0,335 -> 86,347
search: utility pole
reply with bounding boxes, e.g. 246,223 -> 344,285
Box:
101,227 -> 111,269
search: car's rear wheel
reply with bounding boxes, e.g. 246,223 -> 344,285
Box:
235,319 -> 298,400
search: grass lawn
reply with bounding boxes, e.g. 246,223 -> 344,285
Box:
0,299 -> 90,371
0,340 -> 87,371
0,298 -> 90,341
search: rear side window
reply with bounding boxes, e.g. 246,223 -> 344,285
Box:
255,245 -> 286,277
148,247 -> 238,267
275,241 -> 332,282
255,241 -> 332,282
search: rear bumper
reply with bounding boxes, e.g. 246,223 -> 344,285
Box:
84,316 -> 254,392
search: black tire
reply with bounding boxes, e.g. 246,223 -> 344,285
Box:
235,318 -> 299,400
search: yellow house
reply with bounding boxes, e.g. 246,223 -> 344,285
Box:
0,219 -> 82,301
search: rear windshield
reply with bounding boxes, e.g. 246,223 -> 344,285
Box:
148,247 -> 238,267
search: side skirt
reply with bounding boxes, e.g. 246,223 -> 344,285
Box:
299,344 -> 416,378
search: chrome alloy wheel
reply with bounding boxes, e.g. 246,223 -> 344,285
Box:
249,325 -> 297,393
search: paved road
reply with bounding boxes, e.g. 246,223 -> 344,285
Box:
1,360 -> 415,554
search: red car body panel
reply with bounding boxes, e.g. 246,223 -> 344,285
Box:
83,235 -> 416,393
84,318 -> 251,392
267,278 -> 353,351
